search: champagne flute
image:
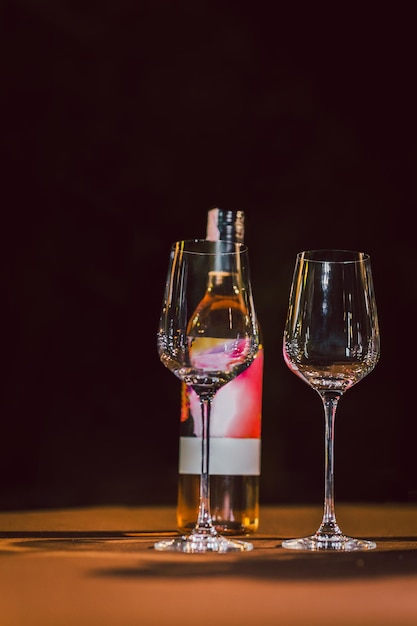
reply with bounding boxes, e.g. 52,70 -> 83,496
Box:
282,250 -> 380,551
155,239 -> 260,552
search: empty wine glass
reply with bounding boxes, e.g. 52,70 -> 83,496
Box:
155,239 -> 260,552
282,250 -> 380,551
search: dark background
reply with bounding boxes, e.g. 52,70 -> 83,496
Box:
2,1 -> 416,511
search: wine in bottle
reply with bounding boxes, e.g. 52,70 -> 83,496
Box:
177,208 -> 263,535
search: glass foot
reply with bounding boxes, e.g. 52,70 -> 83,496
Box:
154,531 -> 253,553
282,533 -> 376,551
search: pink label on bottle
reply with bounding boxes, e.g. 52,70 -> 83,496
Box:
181,349 -> 263,438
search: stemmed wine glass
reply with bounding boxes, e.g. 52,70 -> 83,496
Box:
282,250 -> 380,551
155,239 -> 260,552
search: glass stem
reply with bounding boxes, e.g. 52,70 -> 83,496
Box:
195,395 -> 216,533
318,391 -> 342,536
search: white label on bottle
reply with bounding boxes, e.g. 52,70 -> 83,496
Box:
179,437 -> 261,475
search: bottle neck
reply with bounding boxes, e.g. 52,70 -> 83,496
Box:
207,270 -> 237,295
206,208 -> 245,243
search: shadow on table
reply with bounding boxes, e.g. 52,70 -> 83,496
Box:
90,548 -> 417,581
4,532 -> 417,581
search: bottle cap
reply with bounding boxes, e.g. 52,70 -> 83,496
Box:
206,208 -> 245,243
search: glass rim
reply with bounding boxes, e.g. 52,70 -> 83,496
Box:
297,249 -> 371,263
172,238 -> 248,255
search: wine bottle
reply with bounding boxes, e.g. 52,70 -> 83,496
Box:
177,208 -> 263,535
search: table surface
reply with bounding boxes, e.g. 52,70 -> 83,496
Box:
1,503 -> 417,626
